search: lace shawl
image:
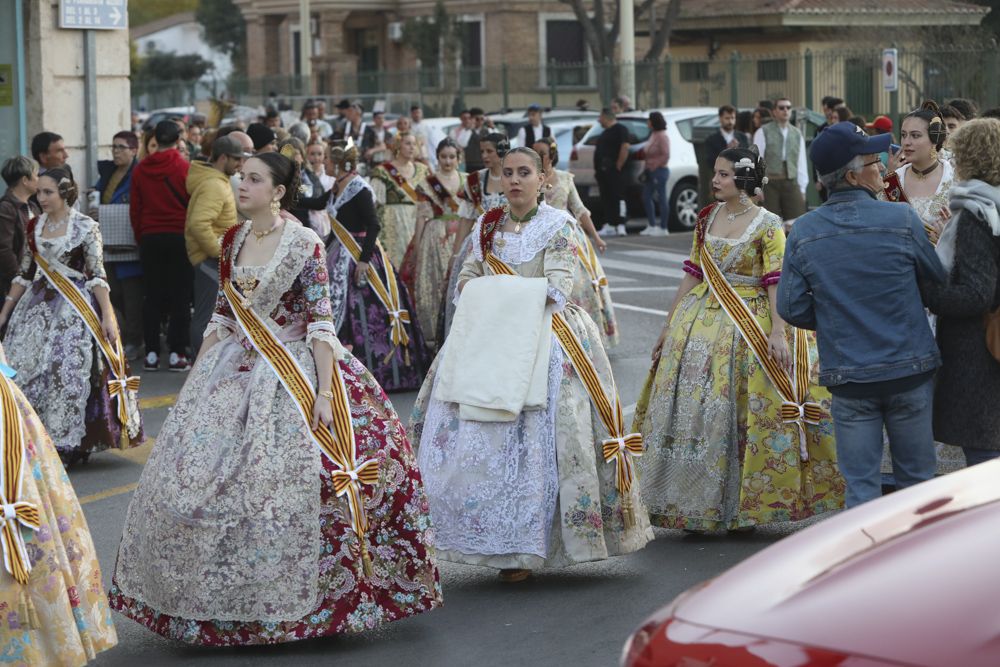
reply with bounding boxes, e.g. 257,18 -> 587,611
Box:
328,176 -> 375,219
15,209 -> 109,291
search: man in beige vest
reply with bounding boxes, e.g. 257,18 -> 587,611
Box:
753,97 -> 808,220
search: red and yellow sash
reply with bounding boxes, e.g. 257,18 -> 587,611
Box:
329,217 -> 412,364
422,174 -> 460,217
380,162 -> 422,205
0,374 -> 39,586
221,277 -> 378,577
576,235 -> 607,294
465,170 -> 484,216
697,206 -> 822,459
28,231 -> 138,436
483,251 -> 642,527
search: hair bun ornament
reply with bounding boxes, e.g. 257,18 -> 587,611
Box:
754,187 -> 763,197
279,144 -> 298,160
58,177 -> 71,186
734,157 -> 755,171
761,176 -> 769,186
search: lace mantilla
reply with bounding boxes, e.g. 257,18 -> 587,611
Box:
24,209 -> 109,285
471,203 -> 575,264
328,177 -> 375,219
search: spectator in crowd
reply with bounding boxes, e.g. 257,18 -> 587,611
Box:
176,139 -> 191,161
940,104 -> 967,139
189,113 -> 207,130
246,122 -> 277,154
409,104 -> 444,169
835,105 -> 853,123
264,108 -> 282,130
753,96 -> 808,220
31,132 -> 69,174
187,124 -> 203,161
94,131 -> 143,359
640,111 -> 670,236
463,106 -> 491,172
332,98 -> 351,135
306,138 -> 334,234
922,118 -> 1000,467
947,97 -> 979,121
576,99 -> 590,112
286,121 -> 310,145
595,107 -> 631,237
751,107 -> 771,132
821,96 -> 845,128
362,110 -> 390,167
866,115 -> 894,137
700,104 -> 750,206
450,109 -> 473,148
758,99 -> 775,111
129,120 -> 193,372
339,102 -> 367,144
301,100 -> 333,139
735,109 -> 754,136
0,156 -> 38,300
276,137 -> 330,232
611,96 -> 632,114
138,129 -> 158,161
778,122 -> 946,508
515,103 -> 550,148
185,134 -> 243,356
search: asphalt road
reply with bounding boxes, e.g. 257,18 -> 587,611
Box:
76,228 -> 818,666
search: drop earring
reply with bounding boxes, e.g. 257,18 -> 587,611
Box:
738,191 -> 750,206
270,198 -> 281,216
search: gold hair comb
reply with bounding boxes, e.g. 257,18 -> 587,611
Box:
280,144 -> 298,160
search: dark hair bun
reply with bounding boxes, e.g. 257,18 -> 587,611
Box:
483,132 -> 510,158
718,146 -> 766,195
43,166 -> 79,206
905,100 -> 948,151
254,152 -> 301,211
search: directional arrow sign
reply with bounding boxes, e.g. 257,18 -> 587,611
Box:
60,0 -> 129,31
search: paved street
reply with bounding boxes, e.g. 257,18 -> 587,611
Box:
80,229 -> 819,666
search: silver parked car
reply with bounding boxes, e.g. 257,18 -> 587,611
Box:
569,107 -> 716,231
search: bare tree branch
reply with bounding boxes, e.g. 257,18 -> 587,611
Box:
642,0 -> 680,61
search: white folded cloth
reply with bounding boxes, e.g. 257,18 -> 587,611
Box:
434,275 -> 551,422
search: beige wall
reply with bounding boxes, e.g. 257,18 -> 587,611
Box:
23,0 -> 131,181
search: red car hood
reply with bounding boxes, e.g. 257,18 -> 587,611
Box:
674,460 -> 1000,667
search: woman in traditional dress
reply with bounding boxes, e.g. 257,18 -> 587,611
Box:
883,101 -> 964,474
634,147 -> 843,532
370,132 -> 430,269
325,141 -> 427,391
533,136 -> 619,348
307,138 -> 334,238
439,132 -> 510,342
411,137 -> 466,350
0,343 -> 118,665
277,138 -> 331,232
411,147 -> 653,582
108,152 -> 441,645
0,167 -> 142,465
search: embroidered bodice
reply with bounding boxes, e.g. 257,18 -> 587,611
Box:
15,209 -> 109,291
208,220 -> 341,355
419,172 -> 467,220
459,203 -> 577,306
370,162 -> 430,206
897,161 -> 955,226
544,170 -> 588,220
684,205 -> 785,294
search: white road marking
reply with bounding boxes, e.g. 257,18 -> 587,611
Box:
599,257 -> 686,279
614,303 -> 669,316
609,286 -> 674,293
602,273 -> 637,283
618,249 -> 691,264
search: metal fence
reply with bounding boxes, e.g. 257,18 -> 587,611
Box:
133,46 -> 1000,119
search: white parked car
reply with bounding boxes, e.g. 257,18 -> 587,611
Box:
569,107 -> 716,231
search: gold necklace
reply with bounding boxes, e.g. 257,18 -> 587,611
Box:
509,205 -> 538,233
251,219 -> 281,244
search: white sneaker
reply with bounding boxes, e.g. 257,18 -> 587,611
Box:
639,226 -> 657,236
616,224 -> 627,236
598,225 -> 620,237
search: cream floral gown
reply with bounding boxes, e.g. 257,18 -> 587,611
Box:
370,161 -> 430,268
411,203 -> 652,569
109,220 -> 440,645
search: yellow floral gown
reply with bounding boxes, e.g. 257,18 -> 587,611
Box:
0,364 -> 117,665
633,205 -> 844,531
370,161 -> 431,268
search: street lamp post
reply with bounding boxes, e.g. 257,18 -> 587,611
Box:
619,0 -> 635,104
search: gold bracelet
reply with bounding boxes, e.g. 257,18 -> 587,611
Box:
319,389 -> 334,401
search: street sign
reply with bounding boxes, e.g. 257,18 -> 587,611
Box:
882,48 -> 898,92
59,0 -> 128,30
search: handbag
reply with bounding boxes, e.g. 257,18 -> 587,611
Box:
97,204 -> 140,262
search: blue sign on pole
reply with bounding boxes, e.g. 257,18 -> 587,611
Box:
59,0 -> 128,30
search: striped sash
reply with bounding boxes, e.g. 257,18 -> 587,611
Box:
0,374 -> 39,586
31,251 -> 138,435
329,217 -> 412,362
698,238 -> 822,460
221,278 -> 378,576
423,174 -> 460,216
381,162 -> 422,205
576,235 -> 608,294
483,253 -> 642,527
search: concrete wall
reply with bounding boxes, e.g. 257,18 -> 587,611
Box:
22,1 -> 131,184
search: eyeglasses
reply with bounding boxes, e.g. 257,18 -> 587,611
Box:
776,105 -> 792,111
862,158 -> 886,173
111,144 -> 133,151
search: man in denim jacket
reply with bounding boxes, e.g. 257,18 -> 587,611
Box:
777,122 -> 947,508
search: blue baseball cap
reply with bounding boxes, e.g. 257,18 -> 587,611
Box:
810,121 -> 892,176
527,103 -> 543,112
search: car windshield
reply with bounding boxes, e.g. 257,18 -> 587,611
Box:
674,115 -> 717,142
581,118 -> 651,146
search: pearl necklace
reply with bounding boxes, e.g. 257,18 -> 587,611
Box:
724,203 -> 753,222
251,218 -> 282,244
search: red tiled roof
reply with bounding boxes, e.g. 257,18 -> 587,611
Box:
679,0 -> 989,18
